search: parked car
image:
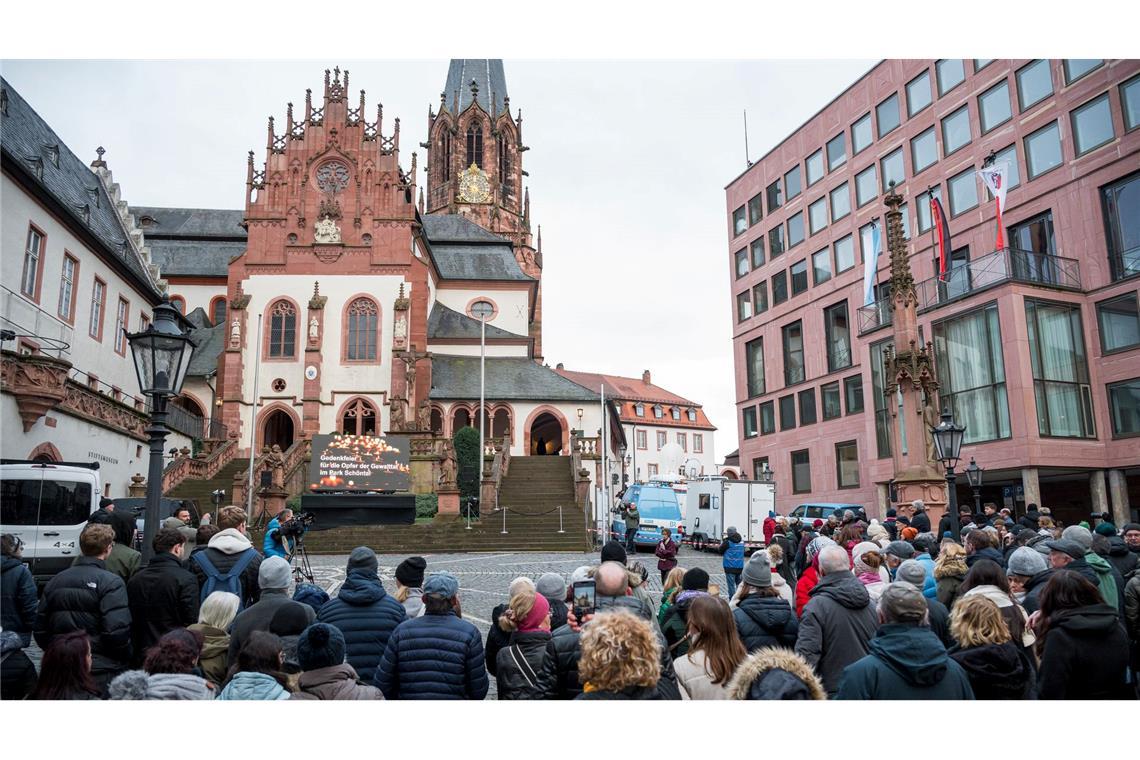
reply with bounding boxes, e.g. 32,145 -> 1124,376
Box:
610,482 -> 683,551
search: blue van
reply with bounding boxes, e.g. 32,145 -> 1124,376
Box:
611,483 -> 683,551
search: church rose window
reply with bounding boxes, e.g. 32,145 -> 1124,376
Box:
315,160 -> 350,193
268,300 -> 297,358
346,297 -> 379,361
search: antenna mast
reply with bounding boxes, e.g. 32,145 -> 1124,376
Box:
744,109 -> 752,167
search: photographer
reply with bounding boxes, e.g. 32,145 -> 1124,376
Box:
264,509 -> 301,560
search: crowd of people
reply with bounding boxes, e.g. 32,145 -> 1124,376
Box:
2,499 -> 1138,700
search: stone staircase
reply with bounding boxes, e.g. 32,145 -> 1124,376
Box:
165,459 -> 249,515
289,456 -> 591,554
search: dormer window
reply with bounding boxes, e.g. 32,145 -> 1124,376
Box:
687,409 -> 696,422
635,403 -> 644,417
671,407 -> 681,421
653,405 -> 663,419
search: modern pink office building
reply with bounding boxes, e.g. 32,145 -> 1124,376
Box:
726,59 -> 1140,526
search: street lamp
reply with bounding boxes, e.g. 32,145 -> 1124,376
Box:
757,462 -> 774,484
127,300 -> 195,563
576,407 -> 584,433
930,408 -> 967,543
965,457 -> 983,515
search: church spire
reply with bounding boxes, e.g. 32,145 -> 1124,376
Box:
442,59 -> 508,114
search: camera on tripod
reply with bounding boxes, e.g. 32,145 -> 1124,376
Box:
279,511 -> 315,538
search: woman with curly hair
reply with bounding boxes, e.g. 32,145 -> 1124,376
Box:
675,596 -> 747,699
948,595 -> 1035,699
934,542 -> 969,611
575,611 -> 662,700
657,566 -> 686,627
493,588 -> 551,700
109,628 -> 215,700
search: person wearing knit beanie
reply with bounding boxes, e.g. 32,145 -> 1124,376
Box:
682,567 -> 710,591
741,552 -> 772,588
395,556 -> 426,588
494,591 -> 552,700
535,573 -> 566,602
1093,521 -> 1117,537
296,622 -> 346,670
600,540 -> 627,565
346,546 -> 378,576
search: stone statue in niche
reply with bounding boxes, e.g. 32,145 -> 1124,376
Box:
230,319 -> 241,348
393,313 -> 408,350
439,440 -> 457,489
417,399 -> 431,432
922,392 -> 939,464
313,216 -> 341,244
309,316 -> 320,343
263,444 -> 286,489
389,395 -> 407,431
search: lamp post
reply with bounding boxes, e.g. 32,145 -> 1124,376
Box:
965,457 -> 983,515
930,408 -> 967,543
470,301 -> 494,477
618,444 -> 627,489
127,300 -> 195,564
757,462 -> 773,484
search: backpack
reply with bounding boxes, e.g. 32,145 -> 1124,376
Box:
192,549 -> 257,610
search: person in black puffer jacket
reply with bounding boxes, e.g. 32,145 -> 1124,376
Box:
1103,535 -> 1138,582
948,594 -> 1036,699
33,524 -> 132,694
733,552 -> 797,651
494,589 -> 552,700
1,629 -> 37,700
485,577 -> 535,677
1,535 -> 38,648
316,548 -> 406,684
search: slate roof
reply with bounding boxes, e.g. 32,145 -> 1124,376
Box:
420,213 -> 531,282
430,356 -> 597,401
427,303 -> 525,341
130,206 -> 246,239
186,322 -> 225,377
0,78 -> 161,299
147,239 -> 244,277
421,213 -> 510,244
444,59 -> 509,115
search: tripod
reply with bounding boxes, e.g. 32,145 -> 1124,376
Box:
288,535 -> 314,584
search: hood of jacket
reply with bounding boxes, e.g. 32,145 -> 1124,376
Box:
809,570 -> 871,610
934,554 -> 968,579
963,584 -> 1014,608
950,642 -> 1029,684
966,547 -> 1004,567
727,647 -> 826,700
110,671 -> 214,700
336,570 -> 387,606
1052,603 -> 1122,636
737,593 -> 795,629
298,663 -> 360,691
1084,551 -> 1114,576
192,624 -> 230,662
726,531 -> 742,543
868,624 -> 951,687
208,528 -> 253,555
1107,536 -> 1131,557
162,516 -> 189,530
0,629 -> 22,655
220,671 -> 290,700
2,555 -> 26,574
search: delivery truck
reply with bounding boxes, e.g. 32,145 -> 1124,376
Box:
683,476 -> 776,552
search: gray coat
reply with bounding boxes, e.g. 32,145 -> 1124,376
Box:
794,570 -> 878,696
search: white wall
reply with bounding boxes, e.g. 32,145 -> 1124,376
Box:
167,281 -> 226,321
426,343 -> 528,358
434,286 -> 530,336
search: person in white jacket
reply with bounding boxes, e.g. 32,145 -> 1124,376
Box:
675,595 -> 747,700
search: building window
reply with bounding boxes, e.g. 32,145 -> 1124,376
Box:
911,127 -> 938,175
58,254 -> 78,322
345,297 -> 379,361
1122,75 -> 1140,132
748,194 -> 763,226
766,179 -> 783,214
21,225 -> 44,299
947,167 -> 979,217
852,113 -> 872,155
636,429 -> 647,449
1071,93 -> 1115,156
732,206 -> 747,236
169,296 -> 185,314
466,124 -> 483,168
830,182 -> 850,222
654,405 -> 663,419
933,303 -> 1011,443
880,148 -> 904,193
779,395 -> 796,431
785,165 -> 802,201
656,430 -> 667,448
834,234 -> 855,274
877,93 -> 900,138
935,246 -> 972,302
772,270 -> 788,305
809,197 -> 828,235
798,388 -> 817,425
735,248 -> 749,279
1097,293 -> 1140,354
341,397 -> 378,435
268,299 -> 297,358
791,449 -> 811,494
824,301 -> 852,372
750,237 -> 765,268
806,149 -> 824,187
975,59 -> 994,72
89,278 -> 106,340
1017,60 -> 1053,112
769,224 -> 785,260
836,441 -> 860,488
648,463 -> 659,478
844,374 -> 864,414
936,59 -> 966,96
745,337 -> 765,397
210,297 -> 227,327
812,248 -> 832,286
1025,299 -> 1096,438
822,381 -> 841,420
855,165 -> 878,208
1025,121 -> 1063,179
743,407 -> 758,439
753,281 -> 768,314
693,433 -> 703,453
736,291 -> 752,322
1008,211 -> 1056,255
783,320 -> 804,386
907,70 -> 932,116
941,105 -> 972,157
787,212 -> 805,248
635,403 -> 644,417
113,297 -> 129,356
871,339 -> 894,458
672,407 -> 681,421
826,132 -> 846,172
752,457 -> 770,480
917,186 -> 943,234
498,134 -> 510,185
979,80 -> 1012,134
687,408 -> 696,422
790,259 -> 808,296
759,401 -> 775,435
1108,379 -> 1140,438
677,432 -> 687,452
139,313 -> 150,332
1064,59 -> 1102,84
987,145 -> 1021,193
1103,172 -> 1140,281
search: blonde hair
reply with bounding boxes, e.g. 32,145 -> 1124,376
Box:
934,541 -> 968,579
662,567 -> 686,596
578,611 -> 660,692
767,544 -> 784,567
499,589 -> 539,633
198,591 -> 241,630
508,576 -> 535,598
949,594 -> 1011,648
394,585 -> 411,603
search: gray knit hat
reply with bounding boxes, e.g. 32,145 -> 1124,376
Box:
258,556 -> 291,590
535,573 -> 566,601
346,546 -> 378,575
1006,546 -> 1048,577
1061,525 -> 1093,553
895,559 -> 926,586
741,551 -> 772,588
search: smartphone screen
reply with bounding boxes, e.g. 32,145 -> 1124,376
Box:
573,580 -> 596,619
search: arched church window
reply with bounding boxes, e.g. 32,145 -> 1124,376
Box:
210,297 -> 226,327
169,296 -> 185,315
341,397 -> 377,436
441,132 -> 452,182
345,297 -> 379,362
466,124 -> 483,169
497,134 -> 510,185
267,299 -> 296,358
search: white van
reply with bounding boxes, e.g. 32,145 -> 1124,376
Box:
0,460 -> 101,582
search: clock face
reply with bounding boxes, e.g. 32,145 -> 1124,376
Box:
458,163 -> 492,203
315,161 -> 350,193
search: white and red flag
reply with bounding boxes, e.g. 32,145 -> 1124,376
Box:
978,163 -> 1010,250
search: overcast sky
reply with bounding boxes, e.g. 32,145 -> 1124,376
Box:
1,59 -> 874,458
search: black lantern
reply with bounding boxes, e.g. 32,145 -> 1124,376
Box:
965,456 -> 983,514
758,462 -> 773,483
930,409 -> 966,471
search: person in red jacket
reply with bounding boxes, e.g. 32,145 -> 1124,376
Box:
655,528 -> 678,585
796,537 -> 837,619
763,512 -> 778,546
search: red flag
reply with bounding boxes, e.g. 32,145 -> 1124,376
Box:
931,195 -> 952,278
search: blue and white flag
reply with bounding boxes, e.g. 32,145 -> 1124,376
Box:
862,219 -> 882,306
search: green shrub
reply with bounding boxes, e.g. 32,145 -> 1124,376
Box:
453,426 -> 480,506
416,493 -> 439,518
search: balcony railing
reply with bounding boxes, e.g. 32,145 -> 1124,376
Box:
857,247 -> 1082,335
149,401 -> 226,441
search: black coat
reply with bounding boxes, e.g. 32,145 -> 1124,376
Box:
1106,537 -> 1138,581
950,642 -> 1036,699
189,543 -> 262,609
494,630 -> 550,700
33,557 -> 132,679
925,597 -> 953,649
1037,603 -> 1133,700
1,556 -> 38,647
485,603 -> 510,677
966,546 -> 1007,570
316,571 -> 407,683
770,534 -> 798,587
733,594 -> 798,652
1,631 -> 37,700
126,552 -> 199,664
1021,568 -> 1056,614
910,511 -> 931,534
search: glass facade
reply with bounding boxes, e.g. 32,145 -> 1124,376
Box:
1102,172 -> 1140,281
785,165 -> 803,200
830,182 -> 851,221
870,338 -> 895,458
979,81 -> 1013,133
791,259 -> 808,295
772,270 -> 788,305
942,105 -> 972,156
769,224 -> 786,259
845,374 -> 864,414
907,71 -> 932,116
809,197 -> 828,235
799,388 -> 816,425
767,179 -> 783,214
746,337 -> 765,397
836,441 -> 860,488
1097,293 -> 1140,354
822,381 -> 842,420
751,237 -> 765,267
856,164 -> 878,207
1108,379 -> 1140,438
783,320 -> 804,385
1017,60 -> 1054,111
791,449 -> 811,493
1025,122 -> 1063,179
780,394 -> 796,431
937,59 -> 966,95
1064,59 -> 1102,84
788,211 -> 805,248
733,206 -> 747,236
824,300 -> 852,372
736,291 -> 752,322
1025,299 -> 1096,438
760,401 -> 776,435
735,248 -> 749,278
743,406 -> 758,438
877,93 -> 900,138
748,194 -> 763,225
753,281 -> 768,315
812,248 -> 832,285
852,113 -> 872,154
827,132 -> 847,171
1123,75 -> 1140,131
835,235 -> 855,273
1071,94 -> 1115,155
933,304 -> 1011,443
881,148 -> 904,192
807,149 -> 825,186
911,127 -> 938,174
